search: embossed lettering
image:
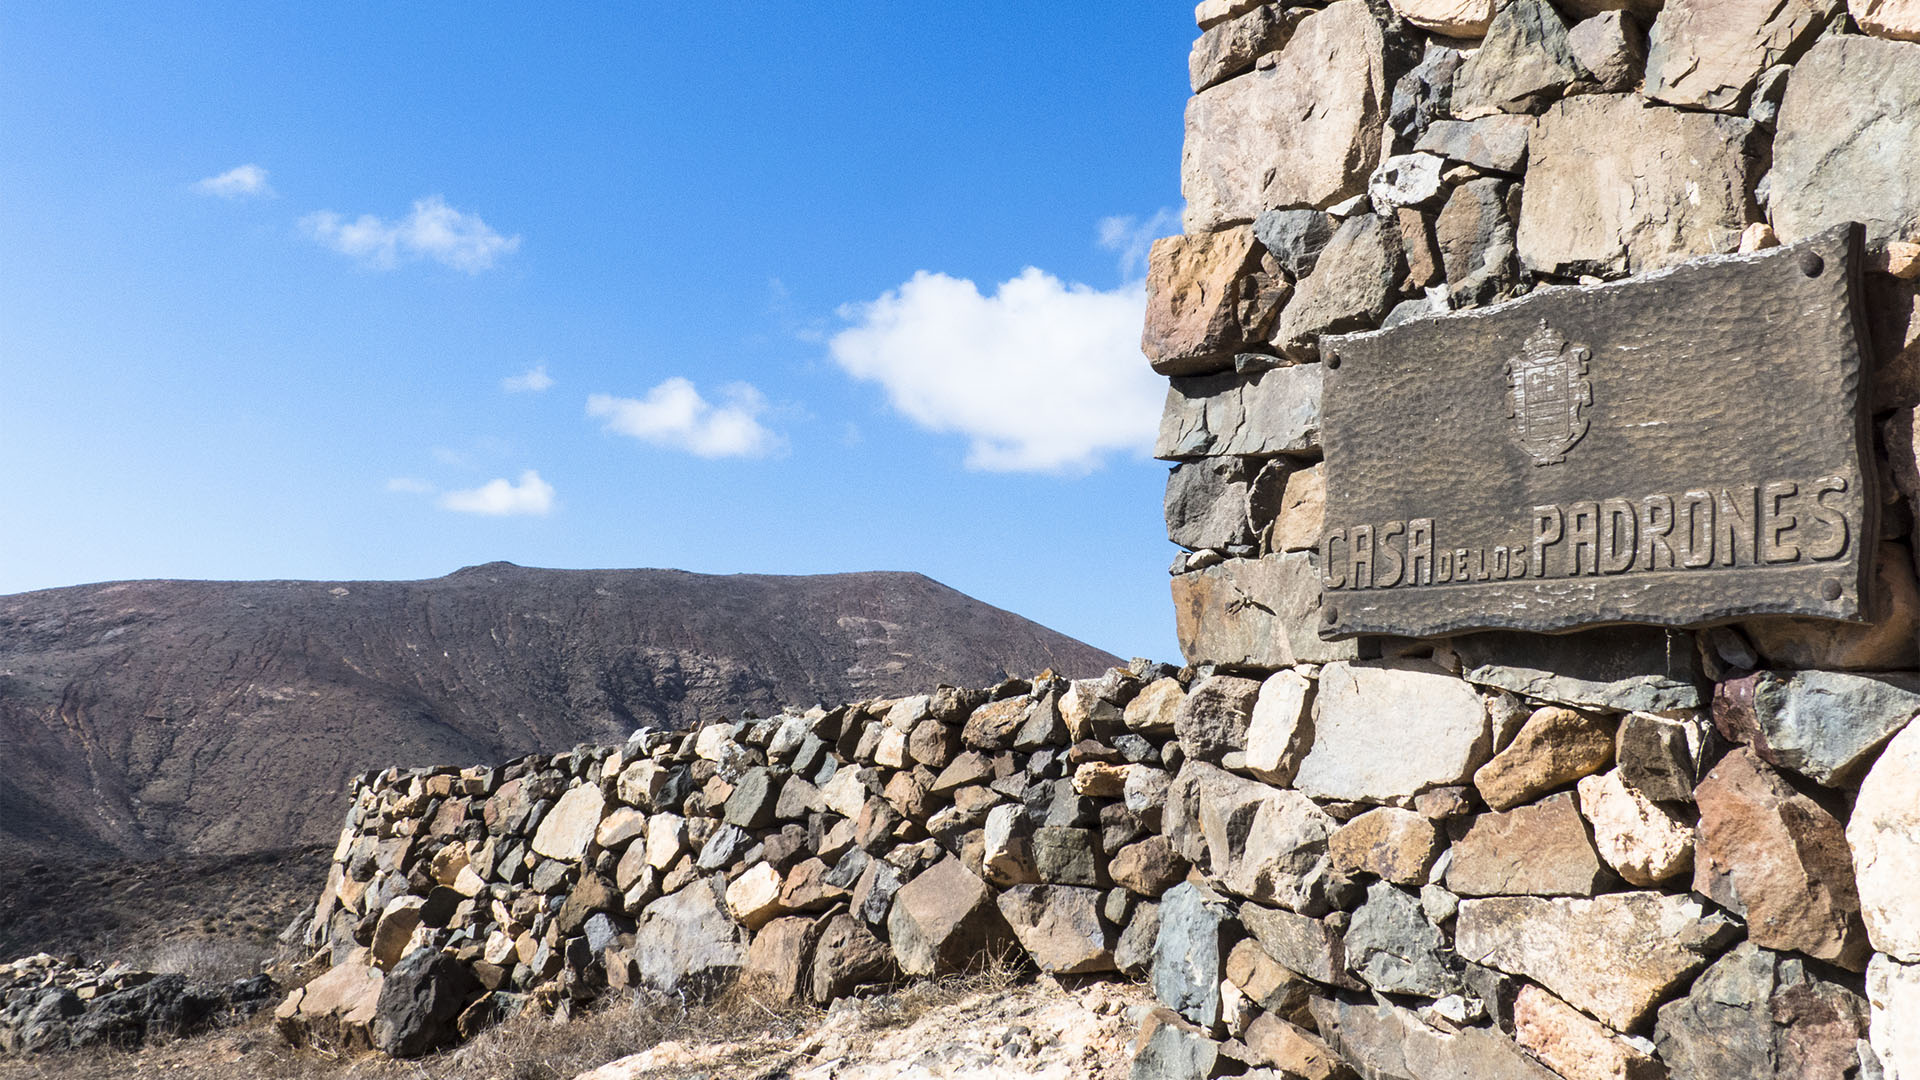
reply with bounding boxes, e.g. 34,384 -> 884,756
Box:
1679,490 -> 1715,568
1349,525 -> 1374,590
1715,485 -> 1758,567
1568,501 -> 1600,576
1807,476 -> 1850,560
1377,521 -> 1406,587
1639,495 -> 1676,570
1408,519 -> 1434,585
1532,506 -> 1563,579
1762,480 -> 1799,563
1599,498 -> 1636,574
1322,529 -> 1347,589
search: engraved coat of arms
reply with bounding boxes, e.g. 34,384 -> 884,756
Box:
1504,319 -> 1592,466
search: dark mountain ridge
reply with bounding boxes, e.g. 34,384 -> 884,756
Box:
0,563 -> 1118,862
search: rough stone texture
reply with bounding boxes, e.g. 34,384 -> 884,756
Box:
1568,12 -> 1647,93
1871,954 -> 1920,1080
1435,177 -> 1518,308
1369,153 -> 1446,215
1241,904 -> 1360,990
885,857 -> 1015,977
1327,807 -> 1443,886
1772,36 -> 1920,250
1241,1011 -> 1346,1078
633,880 -> 749,996
1743,544 -> 1920,673
1389,0 -> 1496,35
1194,764 -> 1339,913
1143,227 -> 1266,377
1849,720 -> 1920,962
1294,659 -> 1491,805
1130,1011 -> 1223,1080
1312,996 -> 1563,1080
274,955 -> 383,1051
1456,891 -> 1740,1030
1155,364 -> 1322,461
1473,706 -> 1615,812
1694,747 -> 1867,969
1416,115 -> 1531,176
1515,984 -> 1665,1080
1576,769 -> 1695,886
1165,459 -> 1257,552
1518,94 -> 1762,278
742,916 -> 821,1003
1645,0 -> 1837,113
1344,881 -> 1459,997
1855,0 -> 1920,41
1111,836 -> 1188,897
1453,0 -> 1585,118
1390,44 -> 1462,144
529,784 -> 605,862
1253,209 -> 1337,281
1153,881 -> 1237,1031
1274,213 -> 1405,362
994,885 -> 1114,974
809,913 -> 895,1003
724,863 -> 787,930
1618,710 -> 1711,802
1171,554 -> 1360,669
1181,0 -> 1390,228
1189,4 -> 1294,92
371,949 -> 480,1059
1244,670 -> 1312,786
1658,941 -> 1871,1080
1125,678 -> 1184,736
1718,668 -> 1920,787
1454,627 -> 1705,713
1448,793 -> 1613,897
1174,675 -> 1261,765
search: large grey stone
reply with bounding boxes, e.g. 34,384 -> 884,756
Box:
1656,941 -> 1870,1080
1849,720 -> 1920,963
1389,44 -> 1462,143
371,949 -> 479,1059
1456,891 -> 1741,1030
1193,764 -> 1340,913
1568,12 -> 1647,93
995,885 -> 1115,974
1170,554 -> 1359,669
1452,0 -> 1585,118
1518,94 -> 1762,278
1344,881 -> 1459,997
1241,904 -> 1360,990
1294,659 -> 1490,805
1252,209 -> 1336,281
1154,364 -> 1321,461
1435,177 -> 1517,309
1174,674 -> 1261,765
1273,213 -> 1404,362
1154,881 -> 1239,1030
1182,0 -> 1391,228
885,857 -> 1015,976
1130,1011 -> 1224,1080
1312,996 -> 1563,1080
1453,627 -> 1705,712
528,783 -> 605,862
1645,0 -> 1838,113
1415,115 -> 1532,176
1724,669 -> 1920,787
1165,459 -> 1257,551
634,879 -> 750,996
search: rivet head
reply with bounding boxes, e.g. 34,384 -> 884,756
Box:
1325,350 -> 1341,370
1800,251 -> 1825,278
1322,604 -> 1339,624
1822,578 -> 1844,601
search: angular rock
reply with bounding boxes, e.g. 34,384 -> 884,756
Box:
1576,769 -> 1695,886
1855,0 -> 1920,41
1849,720 -> 1920,962
1454,627 -> 1705,713
595,807 -> 646,850
1172,554 -> 1359,670
1328,806 -> 1443,886
996,884 -> 1115,974
1389,0 -> 1496,35
1243,669 -> 1312,786
809,912 -> 895,1003
372,948 -> 480,1059
1871,954 -> 1920,1080
1224,938 -> 1313,1019
962,696 -> 1032,751
275,953 -> 384,1050
1416,114 -> 1532,176
1312,996 -> 1563,1080
1568,12 -> 1647,93
1130,1010 -> 1224,1080
1175,674 -> 1261,765
1155,364 -> 1322,461
1194,764 -> 1339,913
1435,177 -> 1517,309
1242,1011 -> 1344,1078
725,863 -> 787,930
1241,904 -> 1360,990
1153,881 -> 1238,1030
1032,826 -> 1104,887
1449,792 -> 1612,897
1112,835 -> 1189,897
1166,458 -> 1257,551
1658,940 -> 1871,1080
1369,153 -> 1446,215
1181,0 -> 1390,228
1518,95 -> 1761,278
982,803 -> 1038,887
1617,710 -> 1711,802
1456,891 -> 1741,1030
722,767 -> 778,830
1515,984 -> 1664,1080
529,784 -> 605,862
1263,459 -> 1323,555
1453,0 -> 1585,118
1473,706 -> 1615,812
1645,0 -> 1836,113
742,916 -> 821,1003
633,880 -> 749,996
1189,4 -> 1295,92
1273,213 -> 1404,361
1143,226 -> 1267,377
1345,881 -> 1459,997
1389,44 -> 1462,143
1252,208 -> 1337,282
370,896 -> 427,971
1295,659 -> 1490,805
1717,669 -> 1920,787
885,857 -> 1014,976
1694,747 -> 1867,968
1125,677 -> 1184,736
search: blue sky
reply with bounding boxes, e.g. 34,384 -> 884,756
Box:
0,5 -> 1192,660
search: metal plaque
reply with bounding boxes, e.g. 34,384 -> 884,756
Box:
1318,223 -> 1874,639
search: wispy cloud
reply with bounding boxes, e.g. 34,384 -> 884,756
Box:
303,195 -> 520,273
193,164 -> 273,199
436,470 -> 555,516
587,378 -> 780,459
502,364 -> 554,393
1097,209 -> 1180,280
384,476 -> 433,494
830,267 -> 1159,473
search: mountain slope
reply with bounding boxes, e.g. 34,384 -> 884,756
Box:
0,563 -> 1118,862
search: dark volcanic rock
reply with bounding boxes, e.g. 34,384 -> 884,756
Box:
0,565 -> 1118,862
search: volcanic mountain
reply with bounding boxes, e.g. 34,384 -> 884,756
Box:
0,563 -> 1119,863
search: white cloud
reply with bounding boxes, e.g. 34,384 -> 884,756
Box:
1097,209 -> 1180,279
829,268 -> 1159,472
385,476 -> 433,494
436,470 -> 555,516
193,164 -> 273,199
302,195 -> 520,273
502,364 -> 554,393
587,378 -> 780,459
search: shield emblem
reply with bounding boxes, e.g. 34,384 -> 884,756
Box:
1504,319 -> 1592,466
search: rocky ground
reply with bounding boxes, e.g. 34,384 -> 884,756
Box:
0,973 -> 1150,1080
